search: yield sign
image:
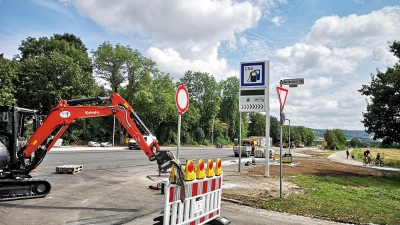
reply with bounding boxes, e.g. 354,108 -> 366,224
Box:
276,86 -> 288,111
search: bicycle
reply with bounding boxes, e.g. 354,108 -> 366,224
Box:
374,158 -> 384,167
363,157 -> 374,166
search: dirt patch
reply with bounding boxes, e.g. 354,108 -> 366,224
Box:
222,157 -> 396,206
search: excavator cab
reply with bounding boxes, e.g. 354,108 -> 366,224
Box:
0,106 -> 40,176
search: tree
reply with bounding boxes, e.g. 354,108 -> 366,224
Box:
350,138 -> 361,148
359,41 -> 400,145
324,129 -> 347,150
219,77 -> 240,140
269,116 -> 280,144
92,42 -> 134,93
248,112 -> 266,136
0,54 -> 18,105
15,34 -> 98,144
16,34 -> 96,114
180,71 -> 220,142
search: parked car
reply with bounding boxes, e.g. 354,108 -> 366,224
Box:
100,142 -> 112,147
128,135 -> 156,150
128,138 -> 139,150
88,141 -> 100,147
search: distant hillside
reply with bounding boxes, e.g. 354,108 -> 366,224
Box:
312,129 -> 375,143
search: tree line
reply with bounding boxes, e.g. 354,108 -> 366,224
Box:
0,33 -> 317,146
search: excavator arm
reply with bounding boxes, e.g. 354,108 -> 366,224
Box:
19,93 -> 174,173
0,93 -> 178,201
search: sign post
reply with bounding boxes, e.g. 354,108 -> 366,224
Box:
176,83 -> 189,159
239,60 -> 270,176
276,85 -> 288,198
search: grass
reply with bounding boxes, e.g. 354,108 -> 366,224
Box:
351,148 -> 400,168
259,174 -> 400,224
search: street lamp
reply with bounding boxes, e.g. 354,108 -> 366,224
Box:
286,119 -> 290,154
212,116 -> 214,146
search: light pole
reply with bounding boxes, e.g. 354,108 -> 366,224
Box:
286,119 -> 290,154
212,116 -> 214,146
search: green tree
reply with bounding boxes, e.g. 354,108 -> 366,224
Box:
16,34 -> 96,113
333,129 -> 347,145
269,116 -> 280,144
0,54 -> 18,105
15,34 -> 98,144
359,41 -> 400,145
324,130 -> 336,146
324,129 -> 347,150
248,112 -> 266,136
219,77 -> 240,141
180,71 -> 220,142
92,42 -> 133,93
350,137 -> 361,148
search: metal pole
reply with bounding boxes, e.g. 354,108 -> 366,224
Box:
288,119 -> 291,154
112,115 -> 115,146
279,81 -> 283,198
212,116 -> 214,146
177,114 -> 181,159
239,112 -> 241,172
265,113 -> 270,177
265,61 -> 270,177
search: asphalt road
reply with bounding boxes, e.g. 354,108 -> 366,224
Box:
0,146 -> 347,225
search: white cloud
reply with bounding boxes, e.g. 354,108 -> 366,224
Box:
146,47 -> 237,81
274,43 -> 371,76
270,16 -> 284,26
69,0 -> 263,80
307,6 -> 400,47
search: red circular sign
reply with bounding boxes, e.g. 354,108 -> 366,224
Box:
175,84 -> 189,115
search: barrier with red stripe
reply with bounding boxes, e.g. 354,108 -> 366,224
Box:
163,175 -> 223,225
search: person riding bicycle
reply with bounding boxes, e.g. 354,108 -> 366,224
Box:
364,148 -> 372,162
375,152 -> 381,164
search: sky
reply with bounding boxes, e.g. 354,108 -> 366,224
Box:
1,0 -> 399,131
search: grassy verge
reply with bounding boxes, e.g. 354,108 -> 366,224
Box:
351,148 -> 400,168
259,174 -> 400,224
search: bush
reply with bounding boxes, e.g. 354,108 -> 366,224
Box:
329,142 -> 347,150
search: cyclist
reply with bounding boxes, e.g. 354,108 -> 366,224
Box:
375,153 -> 381,164
363,148 -> 372,163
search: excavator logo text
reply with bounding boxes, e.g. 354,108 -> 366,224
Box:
60,111 -> 71,118
85,111 -> 100,115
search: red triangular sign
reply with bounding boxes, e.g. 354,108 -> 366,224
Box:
276,87 -> 288,111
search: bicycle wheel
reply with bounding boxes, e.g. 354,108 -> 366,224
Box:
369,159 -> 374,167
380,160 -> 384,167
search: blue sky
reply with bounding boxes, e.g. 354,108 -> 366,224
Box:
1,0 -> 399,130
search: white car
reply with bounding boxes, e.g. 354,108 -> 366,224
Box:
88,141 -> 100,147
100,142 -> 112,147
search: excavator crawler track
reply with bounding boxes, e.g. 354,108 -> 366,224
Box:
0,178 -> 51,201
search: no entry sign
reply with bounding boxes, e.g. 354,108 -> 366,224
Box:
176,84 -> 189,115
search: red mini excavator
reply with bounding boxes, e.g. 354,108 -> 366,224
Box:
0,93 -> 176,201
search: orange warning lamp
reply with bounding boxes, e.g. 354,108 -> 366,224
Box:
205,158 -> 214,177
184,160 -> 195,181
196,159 -> 205,179
215,158 -> 222,176
169,164 -> 176,184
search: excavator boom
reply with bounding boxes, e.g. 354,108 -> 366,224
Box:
0,93 -> 175,201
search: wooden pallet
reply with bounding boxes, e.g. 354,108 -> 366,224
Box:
56,165 -> 83,174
